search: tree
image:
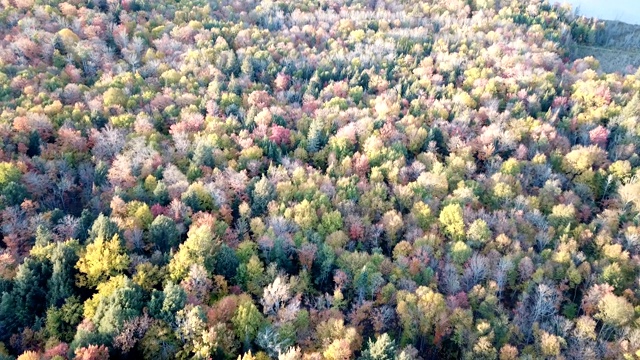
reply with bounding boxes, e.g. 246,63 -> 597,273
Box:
316,318 -> 361,360
2,182 -> 28,207
45,241 -> 79,305
439,203 -> 465,241
562,145 -> 607,176
113,312 -> 153,354
87,214 -> 120,243
256,325 -> 293,358
214,244 -> 239,280
45,296 -> 83,343
0,162 -> 24,208
239,255 -> 266,296
307,119 -> 326,154
148,215 -> 181,252
192,140 -> 216,168
103,87 -> 126,107
292,200 -> 318,231
251,176 -> 275,216
73,344 -> 110,360
360,333 -> 397,360
466,219 -> 491,247
278,346 -> 302,360
148,281 -> 187,324
0,257 -> 51,340
451,241 -> 472,265
181,264 -> 213,305
323,339 -> 353,360
538,331 -> 562,358
76,234 -> 130,288
261,276 -> 291,317
168,225 -> 220,281
133,262 -> 166,291
174,305 -> 208,358
17,351 -> 40,360
91,276 -> 144,336
618,180 -> 640,212
514,283 -> 561,341
232,299 -> 265,349
381,210 -> 403,248
396,286 -> 446,349
0,162 -> 21,190
412,201 -> 433,230
595,293 -> 635,329
139,322 -> 179,360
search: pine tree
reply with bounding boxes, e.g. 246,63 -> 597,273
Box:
87,213 -> 120,243
250,176 -> 275,216
91,277 -> 144,335
148,281 -> 186,324
148,215 -> 180,252
306,118 -> 326,154
0,258 -> 50,341
48,240 -> 80,307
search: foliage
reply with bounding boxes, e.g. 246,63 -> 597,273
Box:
76,235 -> 130,288
0,0 -> 638,358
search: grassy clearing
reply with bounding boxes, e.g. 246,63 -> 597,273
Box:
571,20 -> 640,73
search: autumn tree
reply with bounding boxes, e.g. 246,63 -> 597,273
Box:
396,286 -> 447,350
439,203 -> 465,241
76,234 -> 130,288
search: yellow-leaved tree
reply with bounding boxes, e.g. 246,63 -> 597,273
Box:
76,234 -> 130,288
168,224 -> 220,281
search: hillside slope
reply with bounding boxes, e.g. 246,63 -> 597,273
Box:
571,20 -> 640,72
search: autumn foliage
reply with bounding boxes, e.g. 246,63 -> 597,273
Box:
0,0 -> 639,359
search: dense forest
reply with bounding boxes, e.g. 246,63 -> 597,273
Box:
0,0 -> 639,359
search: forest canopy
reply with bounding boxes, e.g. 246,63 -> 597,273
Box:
0,0 -> 639,359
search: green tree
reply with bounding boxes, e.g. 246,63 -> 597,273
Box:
306,118 -> 326,153
214,244 -> 239,280
2,181 -> 28,207
149,215 -> 181,252
153,181 -> 170,205
232,300 -> 265,349
319,210 -> 344,236
148,281 -> 187,324
139,322 -> 179,360
87,213 -> 120,243
45,296 -> 83,342
0,162 -> 21,190
0,258 -> 51,341
251,176 -> 275,216
91,276 -> 144,335
48,240 -> 80,307
0,162 -> 25,207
